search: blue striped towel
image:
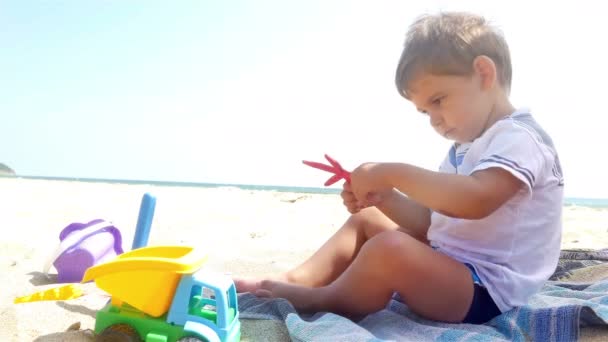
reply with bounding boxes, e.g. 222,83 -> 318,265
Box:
238,249 -> 608,341
238,280 -> 608,341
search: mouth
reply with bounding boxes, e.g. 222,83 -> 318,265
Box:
443,128 -> 455,138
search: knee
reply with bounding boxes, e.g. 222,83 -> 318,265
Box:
364,231 -> 413,259
347,207 -> 396,238
347,210 -> 371,230
356,231 -> 420,279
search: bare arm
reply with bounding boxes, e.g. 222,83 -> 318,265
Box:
388,163 -> 522,219
354,163 -> 523,220
375,189 -> 431,241
341,182 -> 430,239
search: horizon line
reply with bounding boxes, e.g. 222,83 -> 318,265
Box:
2,174 -> 608,203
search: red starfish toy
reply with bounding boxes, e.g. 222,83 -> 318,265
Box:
302,154 -> 351,186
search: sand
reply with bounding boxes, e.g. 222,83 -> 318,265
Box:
1,177 -> 607,341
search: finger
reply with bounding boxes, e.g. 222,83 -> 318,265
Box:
254,289 -> 273,298
366,192 -> 381,205
341,187 -> 355,198
346,203 -> 360,214
356,200 -> 369,209
343,181 -> 352,192
343,194 -> 357,205
342,190 -> 355,201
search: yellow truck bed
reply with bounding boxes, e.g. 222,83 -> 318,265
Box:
82,245 -> 208,317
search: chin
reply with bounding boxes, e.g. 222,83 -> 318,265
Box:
450,136 -> 472,144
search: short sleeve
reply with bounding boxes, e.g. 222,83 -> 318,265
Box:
437,145 -> 457,174
471,123 -> 545,192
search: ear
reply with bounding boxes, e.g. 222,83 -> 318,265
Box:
473,55 -> 497,91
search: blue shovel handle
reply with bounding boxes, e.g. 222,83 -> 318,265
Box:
132,193 -> 156,249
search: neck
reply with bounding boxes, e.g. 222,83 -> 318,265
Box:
483,92 -> 515,133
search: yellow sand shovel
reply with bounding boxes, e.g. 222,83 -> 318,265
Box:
14,284 -> 84,304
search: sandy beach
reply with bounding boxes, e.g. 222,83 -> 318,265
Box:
1,177 -> 608,341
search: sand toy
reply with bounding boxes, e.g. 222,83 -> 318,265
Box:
14,284 -> 84,303
83,245 -> 240,342
43,219 -> 124,283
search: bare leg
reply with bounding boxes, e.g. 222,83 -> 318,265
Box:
234,207 -> 418,293
258,231 -> 474,323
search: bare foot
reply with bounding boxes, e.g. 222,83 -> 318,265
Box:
256,279 -> 324,313
233,278 -> 262,293
233,274 -> 289,293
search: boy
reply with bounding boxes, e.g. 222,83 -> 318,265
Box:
236,12 -> 563,324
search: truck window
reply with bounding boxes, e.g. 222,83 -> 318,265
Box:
225,284 -> 237,324
188,286 -> 218,323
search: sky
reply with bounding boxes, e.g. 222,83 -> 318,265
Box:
1,1 -> 607,198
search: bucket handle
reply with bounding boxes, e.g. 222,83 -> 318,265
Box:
43,220 -> 116,278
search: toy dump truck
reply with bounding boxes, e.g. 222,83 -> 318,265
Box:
83,245 -> 240,342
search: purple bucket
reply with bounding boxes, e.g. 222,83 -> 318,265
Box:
50,219 -> 124,283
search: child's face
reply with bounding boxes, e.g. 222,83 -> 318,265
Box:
406,71 -> 494,143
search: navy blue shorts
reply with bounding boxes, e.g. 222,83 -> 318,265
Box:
462,264 -> 501,324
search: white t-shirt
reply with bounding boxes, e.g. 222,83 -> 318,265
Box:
428,109 -> 564,313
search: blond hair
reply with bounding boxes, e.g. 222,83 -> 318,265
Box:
395,12 -> 512,97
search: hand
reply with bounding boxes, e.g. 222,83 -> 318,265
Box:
341,181 -> 365,214
350,162 -> 391,207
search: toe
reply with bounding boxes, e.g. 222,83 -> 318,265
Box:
233,278 -> 261,293
254,289 -> 273,298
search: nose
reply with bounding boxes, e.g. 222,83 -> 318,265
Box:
428,111 -> 443,128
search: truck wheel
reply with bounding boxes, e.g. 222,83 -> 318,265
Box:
97,323 -> 142,342
177,337 -> 205,342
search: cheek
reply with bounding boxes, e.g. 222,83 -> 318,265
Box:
452,112 -> 471,127
444,102 -> 470,124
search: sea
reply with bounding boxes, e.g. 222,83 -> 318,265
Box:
4,175 -> 608,208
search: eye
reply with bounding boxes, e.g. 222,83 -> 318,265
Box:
432,96 -> 444,106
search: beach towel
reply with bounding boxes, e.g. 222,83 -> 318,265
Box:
238,249 -> 608,342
